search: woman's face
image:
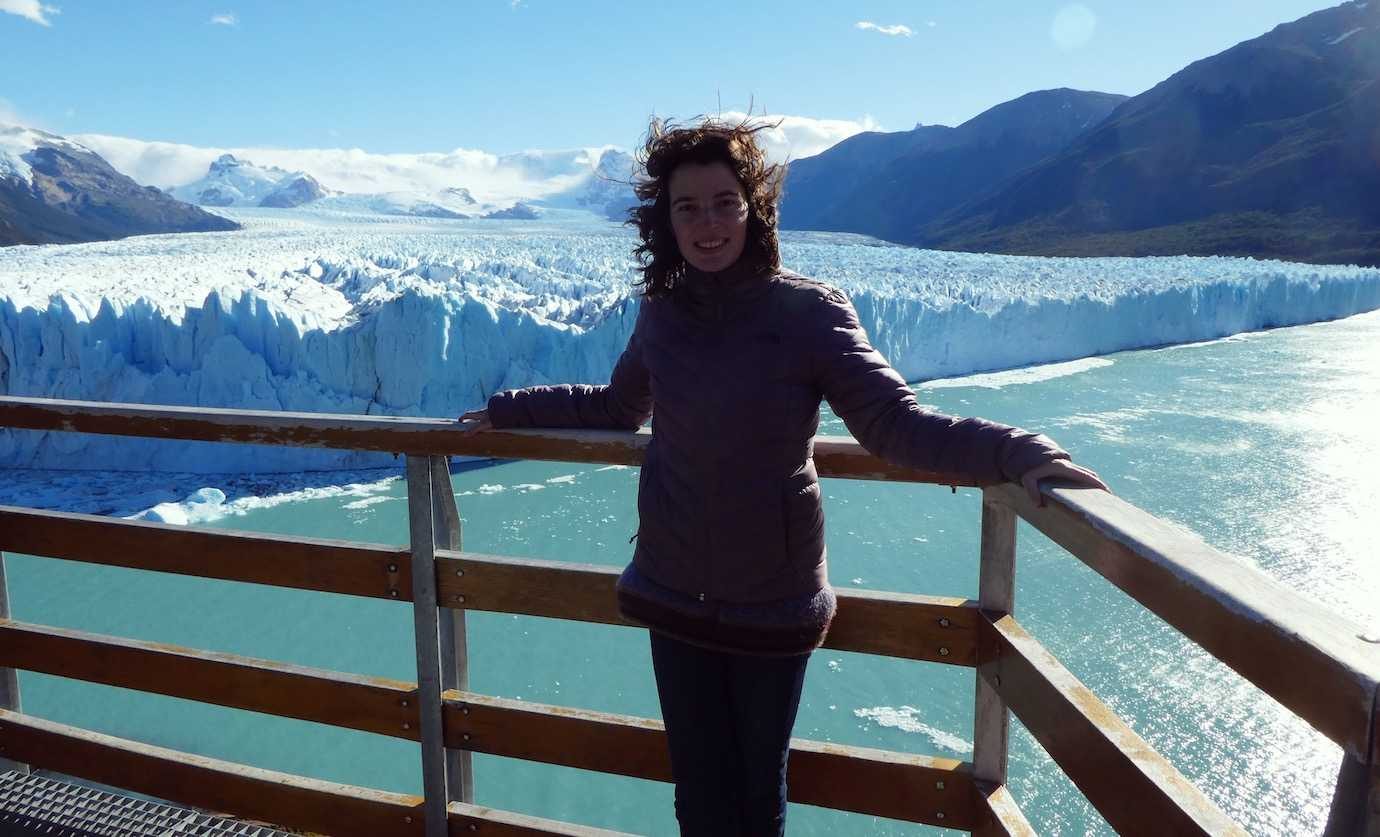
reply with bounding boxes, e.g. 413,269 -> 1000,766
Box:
667,160 -> 750,274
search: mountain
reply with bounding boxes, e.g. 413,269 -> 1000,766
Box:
173,154 -> 328,208
920,0 -> 1380,265
0,125 -> 239,247
574,149 -> 637,220
482,201 -> 541,220
780,89 -> 1127,239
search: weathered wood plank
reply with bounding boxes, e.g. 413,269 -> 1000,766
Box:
983,613 -> 1244,836
989,482 -> 1380,761
974,493 -> 1017,786
443,690 -> 670,782
446,803 -> 636,837
0,708 -> 425,836
971,780 -> 1036,837
0,506 -> 410,600
787,738 -> 974,828
0,396 -> 981,484
442,690 -> 974,828
436,550 -> 977,665
824,587 -> 978,666
0,619 -> 419,740
0,709 -> 625,837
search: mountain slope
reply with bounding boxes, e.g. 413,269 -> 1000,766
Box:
780,89 -> 1127,238
1,125 -> 239,246
920,0 -> 1380,265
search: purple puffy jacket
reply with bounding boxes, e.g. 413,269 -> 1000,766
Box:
487,264 -> 1068,617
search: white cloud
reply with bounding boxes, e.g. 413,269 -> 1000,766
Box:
0,98 -> 41,130
855,21 -> 913,37
714,112 -> 882,164
1050,4 -> 1097,50
209,12 -> 237,26
0,0 -> 59,26
65,111 -> 878,201
69,133 -> 623,204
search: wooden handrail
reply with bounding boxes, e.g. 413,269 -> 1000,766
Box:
0,395 -> 982,485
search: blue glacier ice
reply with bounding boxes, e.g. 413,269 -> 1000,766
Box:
2,208 -> 1378,472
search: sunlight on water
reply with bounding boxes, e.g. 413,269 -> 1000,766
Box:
5,310 -> 1378,835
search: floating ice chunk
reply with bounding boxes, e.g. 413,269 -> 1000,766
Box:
136,487 -> 227,525
343,495 -> 395,510
854,706 -> 974,754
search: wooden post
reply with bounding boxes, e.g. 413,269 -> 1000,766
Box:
973,491 -> 1017,786
405,455 -> 450,837
1324,684 -> 1380,837
429,455 -> 473,804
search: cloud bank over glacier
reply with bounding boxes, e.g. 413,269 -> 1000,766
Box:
73,114 -> 879,203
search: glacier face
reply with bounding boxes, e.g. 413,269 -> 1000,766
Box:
2,208 -> 1378,472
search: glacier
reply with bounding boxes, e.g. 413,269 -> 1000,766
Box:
2,207 -> 1378,473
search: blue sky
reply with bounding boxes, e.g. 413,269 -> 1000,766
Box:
1,0 -> 1343,155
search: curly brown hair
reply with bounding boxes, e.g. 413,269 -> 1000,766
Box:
628,117 -> 786,297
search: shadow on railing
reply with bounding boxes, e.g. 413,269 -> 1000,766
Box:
0,396 -> 1375,836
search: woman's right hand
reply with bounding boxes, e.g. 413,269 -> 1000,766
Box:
458,409 -> 492,434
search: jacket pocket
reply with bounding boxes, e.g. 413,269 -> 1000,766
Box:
783,477 -> 825,564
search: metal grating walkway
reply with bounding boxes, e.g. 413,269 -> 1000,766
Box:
0,771 -> 295,836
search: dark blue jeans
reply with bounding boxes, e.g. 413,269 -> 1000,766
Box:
649,631 -> 811,837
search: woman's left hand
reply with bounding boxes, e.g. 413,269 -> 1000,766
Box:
1020,460 -> 1109,507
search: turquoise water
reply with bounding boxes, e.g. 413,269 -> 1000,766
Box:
7,310 -> 1379,835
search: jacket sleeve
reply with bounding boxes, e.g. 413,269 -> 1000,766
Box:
485,308 -> 653,432
812,287 -> 1068,484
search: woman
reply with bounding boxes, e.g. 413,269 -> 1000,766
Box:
460,118 -> 1107,836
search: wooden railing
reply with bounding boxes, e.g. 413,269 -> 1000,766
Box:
0,395 -> 1375,836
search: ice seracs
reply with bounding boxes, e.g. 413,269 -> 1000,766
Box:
0,210 -> 1377,472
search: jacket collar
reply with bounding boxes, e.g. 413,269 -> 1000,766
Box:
678,260 -> 775,309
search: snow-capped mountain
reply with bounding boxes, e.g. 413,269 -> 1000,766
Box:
169,152 -> 537,220
574,149 -> 637,220
0,124 -> 239,246
172,154 -> 329,208
482,202 -> 541,220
